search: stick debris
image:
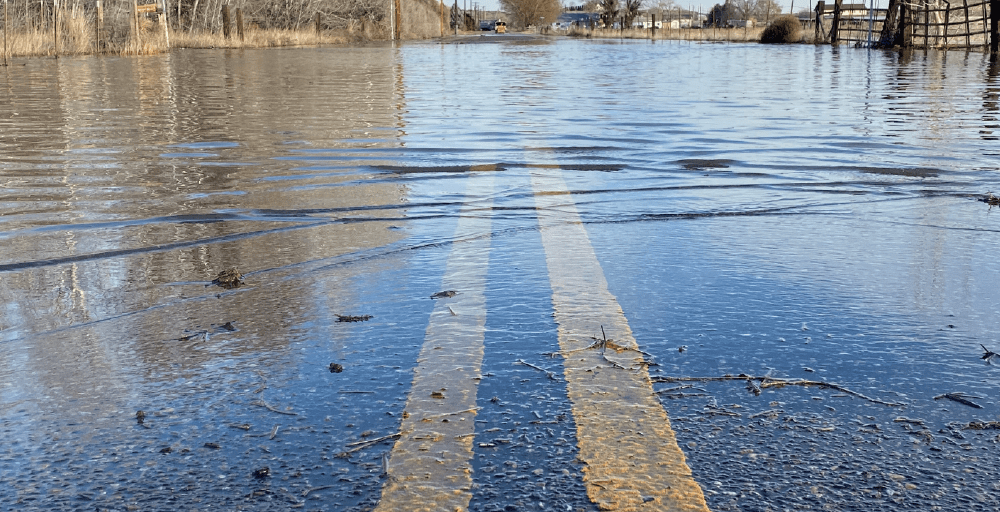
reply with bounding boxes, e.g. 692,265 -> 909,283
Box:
251,399 -> 299,416
651,374 -> 904,406
934,392 -> 984,409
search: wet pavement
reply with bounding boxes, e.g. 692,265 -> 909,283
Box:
3,41 -> 1000,511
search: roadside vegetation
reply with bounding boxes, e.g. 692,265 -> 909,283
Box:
0,0 -> 442,58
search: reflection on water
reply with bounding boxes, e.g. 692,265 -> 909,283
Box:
3,40 -> 1000,510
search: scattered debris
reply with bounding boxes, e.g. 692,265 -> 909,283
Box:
204,442 -> 221,449
159,446 -> 172,454
252,467 -> 271,479
651,374 -> 904,406
749,409 -> 784,420
177,330 -> 208,342
430,390 -> 446,399
962,420 -> 1000,430
934,392 -> 984,409
220,321 -> 237,331
979,192 -> 1000,206
228,423 -> 252,430
212,267 -> 244,289
336,314 -> 372,323
329,363 -> 344,373
893,416 -> 926,426
430,290 -> 458,299
135,410 -> 145,425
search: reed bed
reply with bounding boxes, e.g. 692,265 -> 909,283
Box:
2,14 -> 94,57
171,27 -> 358,49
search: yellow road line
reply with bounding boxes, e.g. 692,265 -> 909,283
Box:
531,170 -> 710,512
376,172 -> 494,512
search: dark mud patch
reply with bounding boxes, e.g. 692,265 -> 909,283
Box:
677,159 -> 735,170
524,163 -> 625,172
373,163 -> 508,174
855,166 -> 940,178
336,314 -> 373,322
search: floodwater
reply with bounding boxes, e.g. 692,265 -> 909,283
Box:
2,38 -> 1000,511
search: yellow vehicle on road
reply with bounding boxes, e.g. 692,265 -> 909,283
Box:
495,20 -> 506,33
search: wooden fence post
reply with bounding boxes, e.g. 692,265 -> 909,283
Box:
983,0 -> 989,45
815,1 -> 825,42
901,1 -> 912,47
160,0 -> 170,48
942,0 -> 950,47
132,0 -> 140,49
963,0 -> 970,47
992,0 -> 999,53
236,8 -> 244,41
3,0 -> 7,66
221,4 -> 231,38
315,12 -> 321,35
94,0 -> 103,52
830,0 -> 842,43
394,0 -> 402,39
651,13 -> 656,38
53,0 -> 59,57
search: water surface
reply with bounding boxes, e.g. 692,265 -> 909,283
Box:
3,40 -> 1000,511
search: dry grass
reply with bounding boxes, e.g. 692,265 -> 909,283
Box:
568,26 -> 766,42
2,15 -> 94,57
565,25 -> 822,44
171,27 -> 355,49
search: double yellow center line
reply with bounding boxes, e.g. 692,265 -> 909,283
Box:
377,167 -> 708,511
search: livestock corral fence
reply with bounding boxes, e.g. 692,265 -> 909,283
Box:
812,0 -> 1000,49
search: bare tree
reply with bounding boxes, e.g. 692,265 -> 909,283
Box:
500,0 -> 561,28
598,0 -> 617,26
622,0 -> 641,27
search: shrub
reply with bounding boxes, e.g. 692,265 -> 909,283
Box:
760,15 -> 802,44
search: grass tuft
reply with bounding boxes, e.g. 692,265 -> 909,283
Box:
760,15 -> 803,44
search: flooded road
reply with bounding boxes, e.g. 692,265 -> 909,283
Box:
3,40 -> 1000,511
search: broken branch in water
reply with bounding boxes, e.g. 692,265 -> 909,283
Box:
345,432 -> 402,448
546,326 -> 657,369
419,406 -> 482,421
981,344 -> 1000,365
514,359 -> 558,380
251,399 -> 299,416
336,432 -> 403,457
302,485 -> 335,497
651,374 -> 904,406
934,392 -> 984,409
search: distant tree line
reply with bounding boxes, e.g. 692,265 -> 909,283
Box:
499,0 -> 560,28
706,0 -> 782,27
